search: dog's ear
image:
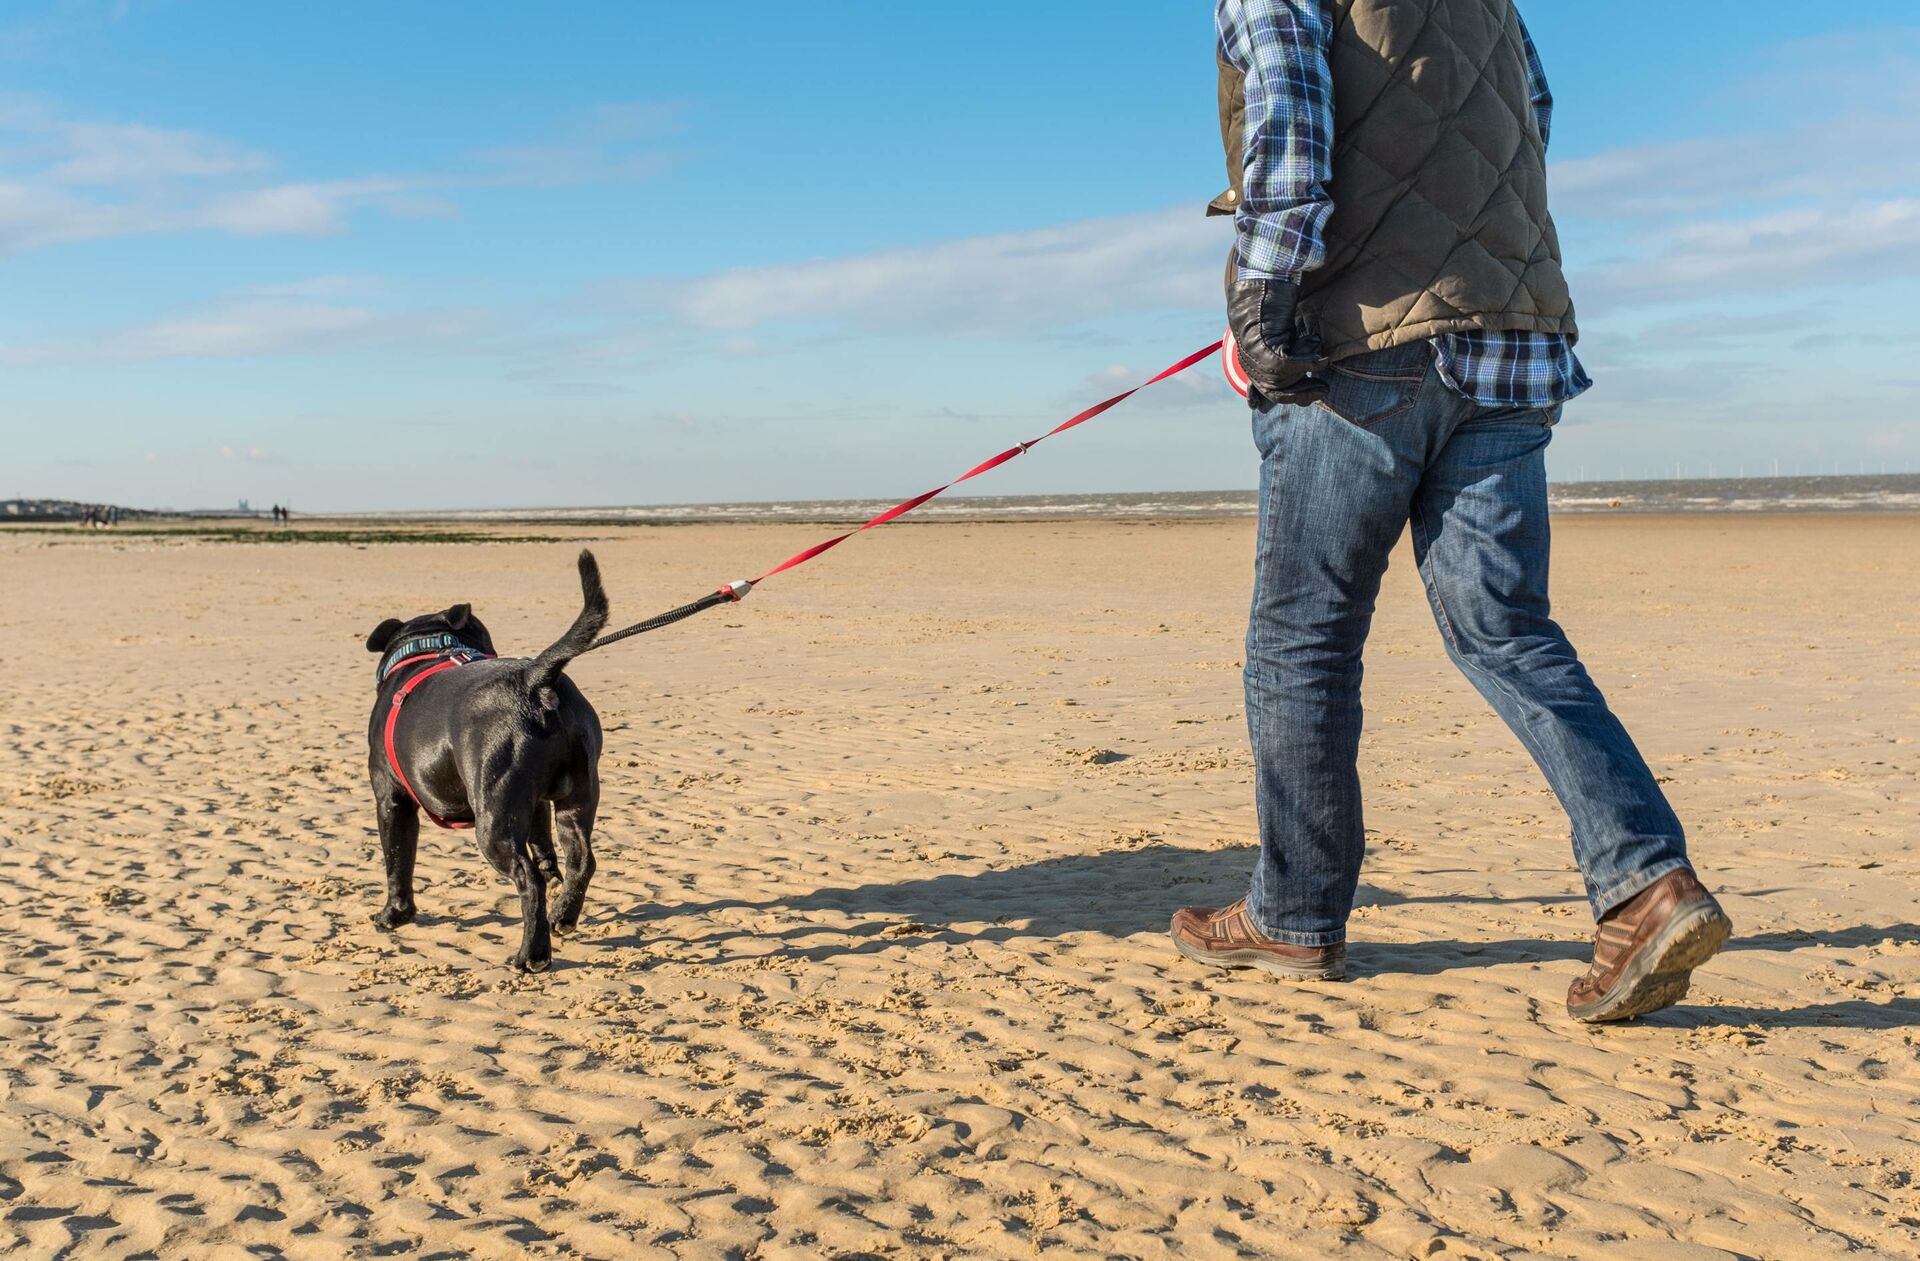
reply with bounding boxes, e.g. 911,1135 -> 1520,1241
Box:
444,603 -> 471,630
365,618 -> 404,653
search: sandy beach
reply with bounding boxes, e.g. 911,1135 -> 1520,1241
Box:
1,511 -> 1916,1259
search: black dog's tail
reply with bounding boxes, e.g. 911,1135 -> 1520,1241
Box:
526,550 -> 609,692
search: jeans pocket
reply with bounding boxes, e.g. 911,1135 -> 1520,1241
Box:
1315,344 -> 1430,429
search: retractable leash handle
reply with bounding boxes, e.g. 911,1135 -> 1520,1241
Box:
1222,325 -> 1330,404
581,340 -> 1223,654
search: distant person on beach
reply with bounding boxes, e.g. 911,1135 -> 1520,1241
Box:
1172,0 -> 1733,1022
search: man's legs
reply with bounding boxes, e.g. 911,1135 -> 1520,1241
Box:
1407,404 -> 1691,916
1241,348 -> 1436,946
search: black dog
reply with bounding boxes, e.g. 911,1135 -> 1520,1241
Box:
363,550 -> 608,972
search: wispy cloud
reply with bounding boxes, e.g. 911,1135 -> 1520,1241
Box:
47,118 -> 268,184
655,207 -> 1226,335
194,178 -> 451,236
632,58 -> 1919,342
1552,47 -> 1920,223
0,94 -> 681,257
0,1 -> 141,60
1081,358 -> 1234,412
0,174 -> 448,254
1554,124 -> 1920,222
234,274 -> 386,300
0,101 -> 447,255
469,101 -> 684,187
114,301 -> 383,359
0,287 -> 500,363
1575,199 -> 1920,312
1552,29 -> 1920,317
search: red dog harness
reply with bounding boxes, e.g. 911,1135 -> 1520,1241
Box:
382,649 -> 493,829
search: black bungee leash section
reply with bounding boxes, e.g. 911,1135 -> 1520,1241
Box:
586,579 -> 754,653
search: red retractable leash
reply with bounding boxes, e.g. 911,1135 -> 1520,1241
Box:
587,338 -> 1231,652
383,339 -> 1233,826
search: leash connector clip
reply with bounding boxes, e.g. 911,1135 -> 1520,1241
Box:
720,579 -> 754,602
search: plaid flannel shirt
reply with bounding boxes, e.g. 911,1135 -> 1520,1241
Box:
1217,0 -> 1590,408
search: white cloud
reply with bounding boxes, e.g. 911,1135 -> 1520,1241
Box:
2,290 -> 502,363
1575,199 -> 1920,312
0,102 -> 448,256
0,2 -> 141,60
237,273 -> 385,300
1554,124 -> 1920,222
662,207 -> 1228,334
1552,45 -> 1920,225
119,302 -> 380,358
1550,30 -> 1920,317
50,120 -> 267,184
626,31 -> 1919,341
0,174 -> 449,255
470,101 -> 683,187
1082,357 -> 1234,412
0,95 -> 680,258
195,178 -> 450,236
0,178 -> 149,250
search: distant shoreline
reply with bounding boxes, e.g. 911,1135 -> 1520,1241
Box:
299,474 -> 1920,522
9,474 -> 1920,527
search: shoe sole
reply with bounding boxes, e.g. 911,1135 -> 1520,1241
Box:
1171,932 -> 1346,981
1568,899 -> 1733,1024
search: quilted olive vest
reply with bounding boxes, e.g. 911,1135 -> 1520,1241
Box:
1211,0 -> 1576,362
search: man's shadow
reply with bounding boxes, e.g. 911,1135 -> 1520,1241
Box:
597,843 -> 1913,1031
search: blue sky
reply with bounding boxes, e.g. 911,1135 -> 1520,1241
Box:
5,0 -> 1919,511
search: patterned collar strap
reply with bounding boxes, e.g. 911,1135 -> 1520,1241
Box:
380,632 -> 485,681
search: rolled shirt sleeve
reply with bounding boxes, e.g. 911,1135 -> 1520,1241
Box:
1216,0 -> 1336,282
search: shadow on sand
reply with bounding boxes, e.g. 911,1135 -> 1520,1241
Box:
575,843 -> 1913,1030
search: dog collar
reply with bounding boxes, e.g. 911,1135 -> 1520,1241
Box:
380,632 -> 490,682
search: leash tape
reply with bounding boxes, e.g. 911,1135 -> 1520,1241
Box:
587,339 -> 1224,651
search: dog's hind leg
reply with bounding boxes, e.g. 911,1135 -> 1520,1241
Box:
529,803 -> 562,882
549,794 -> 598,938
476,799 -> 553,973
371,793 -> 421,930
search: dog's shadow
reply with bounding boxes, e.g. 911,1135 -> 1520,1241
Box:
571,843 -> 1913,1031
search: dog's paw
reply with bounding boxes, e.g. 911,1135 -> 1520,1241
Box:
510,950 -> 553,974
370,903 -> 417,931
551,901 -> 585,937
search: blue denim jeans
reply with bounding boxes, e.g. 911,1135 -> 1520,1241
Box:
1243,340 -> 1690,947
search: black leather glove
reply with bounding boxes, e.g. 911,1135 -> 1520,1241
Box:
1227,278 -> 1323,402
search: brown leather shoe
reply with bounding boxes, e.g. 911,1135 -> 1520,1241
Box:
1170,899 -> 1345,981
1567,869 -> 1732,1023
